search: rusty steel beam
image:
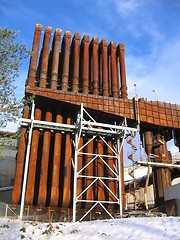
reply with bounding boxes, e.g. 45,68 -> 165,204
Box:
12,106 -> 30,204
72,33 -> 81,93
27,24 -> 42,86
61,31 -> 72,91
50,28 -> 62,90
50,109 -> 63,207
26,85 -> 180,129
39,26 -> 52,88
25,103 -> 42,205
37,104 -> 53,206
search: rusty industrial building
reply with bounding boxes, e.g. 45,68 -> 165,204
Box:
12,24 -> 180,221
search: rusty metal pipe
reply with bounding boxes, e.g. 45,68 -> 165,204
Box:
107,140 -> 115,202
76,137 -> 84,206
120,144 -> 126,208
61,31 -> 72,91
143,131 -> 153,156
50,110 -> 63,207
81,35 -> 90,94
39,26 -> 52,88
101,40 -> 109,97
12,106 -> 30,204
50,28 -> 62,90
38,105 -> 52,206
72,33 -> 81,93
153,140 -> 172,208
99,44 -> 103,95
25,104 -> 42,205
108,51 -> 112,97
92,38 -> 99,95
118,44 -> 128,99
97,138 -> 105,201
27,24 -> 42,86
109,42 -> 119,98
85,138 -> 94,202
62,117 -> 72,208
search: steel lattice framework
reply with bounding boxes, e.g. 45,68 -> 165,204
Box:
19,102 -> 138,221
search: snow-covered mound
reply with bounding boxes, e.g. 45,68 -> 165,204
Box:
0,217 -> 179,240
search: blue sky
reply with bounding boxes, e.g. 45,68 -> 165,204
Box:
1,0 -> 180,104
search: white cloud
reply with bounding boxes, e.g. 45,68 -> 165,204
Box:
114,0 -> 143,18
125,30 -> 180,103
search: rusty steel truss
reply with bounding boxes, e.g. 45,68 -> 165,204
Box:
18,102 -> 137,221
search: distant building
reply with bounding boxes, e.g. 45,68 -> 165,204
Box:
124,163 -> 180,215
172,152 -> 180,164
0,131 -> 17,203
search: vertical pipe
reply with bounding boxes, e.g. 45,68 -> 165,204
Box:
153,139 -> 172,211
85,138 -> 94,202
120,144 -> 126,209
118,44 -> 128,99
12,106 -> 30,204
97,138 -> 105,201
116,54 -> 120,96
92,38 -> 99,95
153,147 -> 164,207
77,137 -> 84,202
39,26 -> 52,88
117,138 -> 123,217
109,42 -> 119,98
61,31 -> 72,91
50,28 -> 62,90
25,103 -> 42,205
108,47 -> 112,97
73,129 -> 79,222
50,110 -> 63,207
38,104 -> 52,206
81,35 -> 90,94
62,117 -> 72,208
143,131 -> 153,155
101,40 -> 109,97
72,33 -> 81,93
99,42 -> 103,95
27,24 -> 42,86
161,141 -> 172,183
106,140 -> 115,202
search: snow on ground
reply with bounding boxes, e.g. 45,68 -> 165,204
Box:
0,217 -> 180,240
